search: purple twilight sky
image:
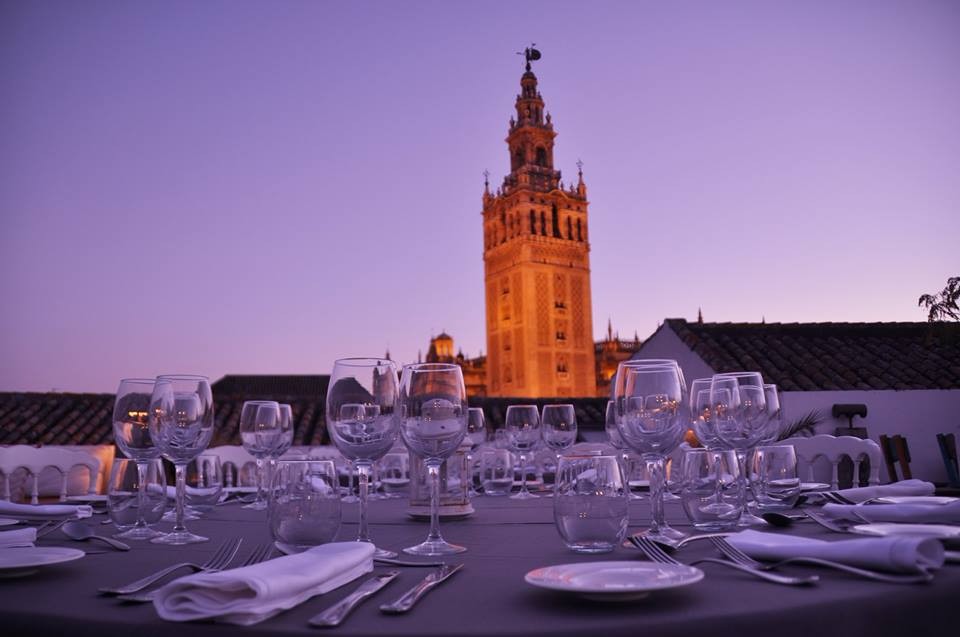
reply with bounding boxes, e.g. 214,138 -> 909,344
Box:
1,1 -> 958,393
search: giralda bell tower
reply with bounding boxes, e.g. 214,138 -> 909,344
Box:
482,48 -> 597,398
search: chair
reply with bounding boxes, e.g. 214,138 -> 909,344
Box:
936,433 -> 959,488
0,445 -> 101,504
879,434 -> 912,482
782,434 -> 882,489
205,445 -> 257,488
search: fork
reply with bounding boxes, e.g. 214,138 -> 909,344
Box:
98,537 -> 243,595
708,536 -> 933,584
115,542 -> 274,603
629,536 -> 818,586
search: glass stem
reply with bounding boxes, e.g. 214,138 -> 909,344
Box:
135,461 -> 149,530
426,462 -> 442,542
519,453 -> 528,494
255,458 -> 265,505
356,461 -> 371,543
174,463 -> 186,533
735,450 -> 749,514
646,455 -> 666,533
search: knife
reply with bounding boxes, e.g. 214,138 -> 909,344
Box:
379,563 -> 463,614
308,570 -> 400,627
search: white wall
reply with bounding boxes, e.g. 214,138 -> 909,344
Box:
631,325 -> 716,390
781,389 -> 960,484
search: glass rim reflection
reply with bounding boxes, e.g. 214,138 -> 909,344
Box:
332,357 -> 396,368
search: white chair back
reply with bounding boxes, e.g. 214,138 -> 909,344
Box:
0,445 -> 101,504
782,434 -> 882,489
205,445 -> 257,488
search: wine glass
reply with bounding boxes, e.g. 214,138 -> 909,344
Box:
505,405 -> 541,500
148,374 -> 215,544
616,364 -> 688,543
465,408 -> 487,497
326,358 -> 400,559
239,400 -> 282,510
111,378 -> 163,540
760,385 -> 783,443
398,362 -> 468,555
710,372 -> 768,526
690,378 -> 723,449
606,399 -> 642,500
541,404 -> 577,487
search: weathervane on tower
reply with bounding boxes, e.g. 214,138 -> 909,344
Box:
518,44 -> 542,71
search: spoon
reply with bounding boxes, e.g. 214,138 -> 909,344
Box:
61,521 -> 131,551
761,512 -> 807,528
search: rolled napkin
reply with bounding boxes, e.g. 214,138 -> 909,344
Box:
0,527 -> 37,548
822,500 -> 960,524
816,479 -> 935,504
153,541 -> 374,625
728,529 -> 944,573
0,501 -> 93,521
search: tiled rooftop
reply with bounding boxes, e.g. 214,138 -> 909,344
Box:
665,319 -> 960,391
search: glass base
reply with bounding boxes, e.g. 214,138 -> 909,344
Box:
341,494 -> 359,503
114,525 -> 161,541
640,524 -> 689,544
662,492 -> 681,502
510,489 -> 539,500
151,529 -> 209,545
737,511 -> 767,526
374,546 -> 398,559
242,499 -> 268,511
162,509 -> 200,522
403,538 -> 466,556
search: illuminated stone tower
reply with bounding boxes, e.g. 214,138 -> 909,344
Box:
482,50 -> 597,398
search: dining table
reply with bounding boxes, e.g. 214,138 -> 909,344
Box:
2,492 -> 957,636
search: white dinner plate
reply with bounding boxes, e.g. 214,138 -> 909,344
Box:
0,547 -> 85,578
0,518 -> 20,527
524,561 -> 703,601
869,496 -> 958,506
222,486 -> 257,495
65,495 -> 108,504
800,483 -> 830,492
852,523 -> 960,540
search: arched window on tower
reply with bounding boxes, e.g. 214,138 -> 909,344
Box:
535,147 -> 547,167
540,211 -> 547,236
514,148 -> 525,170
577,219 -> 583,241
566,216 -> 573,240
530,210 -> 536,234
551,205 -> 561,238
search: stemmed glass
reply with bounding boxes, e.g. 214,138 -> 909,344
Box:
239,400 -> 283,510
760,385 -> 783,443
690,378 -> 724,449
398,362 -> 468,555
606,399 -> 642,500
505,405 -> 541,500
326,358 -> 400,559
616,364 -> 688,542
465,408 -> 487,497
148,374 -> 215,545
710,371 -> 768,526
541,404 -> 577,485
111,379 -> 162,540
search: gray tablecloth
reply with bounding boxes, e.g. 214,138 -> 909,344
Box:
1,495 -> 957,636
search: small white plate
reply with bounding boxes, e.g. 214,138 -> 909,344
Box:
0,518 -> 20,527
800,483 -> 830,492
525,561 -> 703,601
869,496 -> 958,506
0,547 -> 85,578
852,523 -> 960,540
65,495 -> 108,504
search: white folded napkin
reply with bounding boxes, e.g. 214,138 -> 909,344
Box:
0,501 -> 93,521
153,541 -> 374,625
822,500 -> 960,524
817,479 -> 935,503
728,529 -> 944,573
0,527 -> 37,548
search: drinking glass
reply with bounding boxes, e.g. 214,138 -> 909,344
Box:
326,358 -> 400,558
553,451 -> 628,553
710,372 -> 768,526
690,378 -> 723,449
148,374 -> 215,544
505,405 -> 541,500
465,408 -> 487,497
542,403 -> 577,457
752,445 -> 801,511
379,451 -> 410,498
398,362 -> 468,555
480,448 -> 513,496
111,378 -> 163,540
616,364 -> 688,542
107,458 -> 166,535
268,459 -> 341,549
185,454 -> 222,512
759,385 -> 783,443
239,400 -> 282,510
679,449 -> 742,530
